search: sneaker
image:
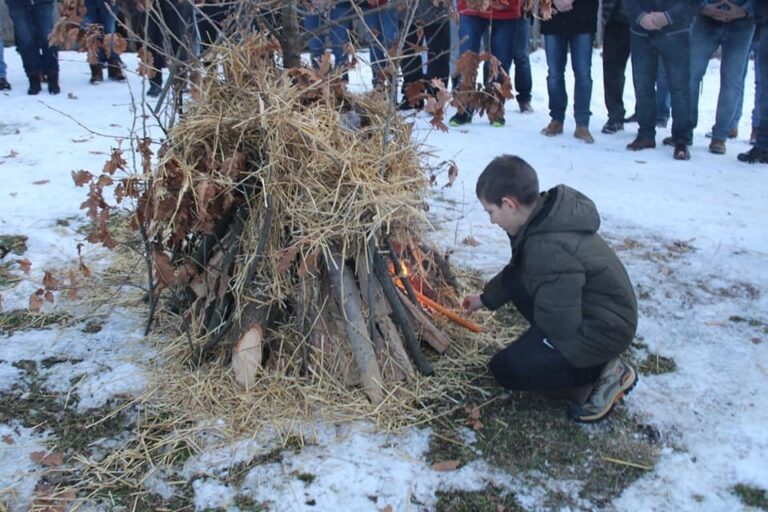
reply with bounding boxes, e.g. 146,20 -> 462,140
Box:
541,120 -> 564,136
449,112 -> 472,127
624,113 -> 638,124
626,137 -> 656,151
574,126 -> 595,143
737,146 -> 768,164
709,138 -> 726,155
568,359 -> 637,423
602,120 -> 624,134
518,101 -> 534,113
491,117 -> 505,127
673,143 -> 690,160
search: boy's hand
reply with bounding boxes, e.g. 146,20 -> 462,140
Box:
462,294 -> 484,313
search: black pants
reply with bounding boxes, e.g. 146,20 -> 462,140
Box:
145,0 -> 197,71
401,16 -> 451,93
603,19 -> 631,123
490,325 -> 605,391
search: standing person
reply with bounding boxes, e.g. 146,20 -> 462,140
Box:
601,0 -> 631,134
683,0 -> 755,155
361,0 -> 398,89
539,0 -> 600,143
462,155 -> 638,423
399,0 -> 451,110
83,0 -> 127,84
6,0 -> 60,95
449,0 -> 521,127
143,0 -> 198,97
738,2 -> 768,163
302,1 -> 354,78
0,35 -> 10,90
624,0 -> 695,160
512,14 -> 534,113
729,30 -> 761,144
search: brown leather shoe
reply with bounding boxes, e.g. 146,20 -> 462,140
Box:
541,120 -> 564,136
728,128 -> 738,139
674,143 -> 690,160
709,138 -> 726,155
626,137 -> 656,150
662,135 -> 675,146
574,126 -> 595,143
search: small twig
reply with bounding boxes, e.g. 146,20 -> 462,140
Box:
601,456 -> 653,471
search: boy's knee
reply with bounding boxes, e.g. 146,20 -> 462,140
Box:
490,348 -> 526,390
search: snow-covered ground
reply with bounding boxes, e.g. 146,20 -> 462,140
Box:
1,47 -> 766,511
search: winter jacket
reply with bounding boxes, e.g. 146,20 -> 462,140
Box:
602,0 -> 629,25
540,0 -> 599,36
412,0 -> 450,22
457,0 -> 522,20
697,0 -> 753,19
480,185 -> 638,368
624,0 -> 696,36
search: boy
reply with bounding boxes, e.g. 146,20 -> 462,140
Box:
462,155 -> 638,422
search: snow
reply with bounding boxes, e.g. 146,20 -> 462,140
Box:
1,45 -> 767,511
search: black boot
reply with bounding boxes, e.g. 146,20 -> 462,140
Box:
27,75 -> 42,95
48,73 -> 60,95
147,71 -> 162,97
0,78 -> 10,91
107,63 -> 126,82
90,64 -> 104,84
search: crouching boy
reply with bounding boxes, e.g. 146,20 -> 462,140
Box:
463,155 -> 638,422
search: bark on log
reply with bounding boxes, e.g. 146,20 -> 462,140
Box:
396,290 -> 451,353
327,250 -> 384,404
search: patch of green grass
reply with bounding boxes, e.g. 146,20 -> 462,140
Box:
0,234 -> 28,258
294,472 -> 316,485
41,356 -> 84,369
637,354 -> 677,376
433,486 -> 523,512
733,484 -> 768,510
0,309 -> 70,334
82,320 -> 104,334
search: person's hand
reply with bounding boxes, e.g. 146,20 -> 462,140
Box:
649,11 -> 670,28
553,0 -> 574,13
462,294 -> 484,313
722,1 -> 747,20
639,13 -> 660,30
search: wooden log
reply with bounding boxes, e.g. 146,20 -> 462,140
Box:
232,323 -> 263,390
371,244 -> 433,376
395,290 -> 451,353
327,249 -> 384,404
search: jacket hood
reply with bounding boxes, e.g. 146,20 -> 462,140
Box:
515,185 -> 600,247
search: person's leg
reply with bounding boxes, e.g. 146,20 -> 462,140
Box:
33,2 -> 58,93
490,325 -> 605,391
450,15 -> 487,123
656,57 -> 671,125
602,19 -> 630,125
569,32 -> 594,129
302,11 -> 326,66
400,18 -> 425,102
364,4 -> 398,85
629,34 -> 659,143
7,2 -> 43,84
688,15 -> 721,133
754,38 -> 763,136
738,30 -> 768,161
710,19 -> 756,143
730,35 -> 753,132
544,34 -> 568,125
328,2 -> 353,72
512,17 -> 532,108
0,34 -> 6,81
425,16 -> 451,87
660,32 -> 693,153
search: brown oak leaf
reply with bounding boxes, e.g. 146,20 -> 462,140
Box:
431,460 -> 461,471
71,170 -> 93,186
29,289 -> 45,312
43,270 -> 59,290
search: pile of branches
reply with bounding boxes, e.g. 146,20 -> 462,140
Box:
80,33 -> 467,404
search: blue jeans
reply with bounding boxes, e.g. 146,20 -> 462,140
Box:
302,2 -> 353,72
544,33 -> 594,127
732,37 -> 761,130
689,15 -> 756,141
363,4 -> 398,84
83,0 -> 121,64
512,17 -> 532,104
656,62 -> 671,123
6,0 -> 58,78
756,34 -> 768,150
631,32 -> 692,143
0,35 -> 6,79
459,15 -> 517,84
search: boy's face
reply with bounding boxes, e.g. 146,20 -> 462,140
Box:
480,196 -> 528,235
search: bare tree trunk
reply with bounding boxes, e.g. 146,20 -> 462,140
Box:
280,0 -> 303,69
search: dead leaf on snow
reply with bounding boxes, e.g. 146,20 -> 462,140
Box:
431,459 -> 461,471
33,180 -> 50,185
72,170 -> 94,186
43,270 -> 59,290
29,289 -> 45,312
443,161 -> 458,188
31,450 -> 64,466
3,150 -> 19,158
462,236 -> 479,247
18,258 -> 32,274
1,434 -> 13,444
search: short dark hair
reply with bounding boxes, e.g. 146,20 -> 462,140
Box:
475,155 -> 539,206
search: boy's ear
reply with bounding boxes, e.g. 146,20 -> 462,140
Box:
500,196 -> 519,211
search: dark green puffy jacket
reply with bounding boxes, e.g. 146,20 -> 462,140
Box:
480,185 -> 638,368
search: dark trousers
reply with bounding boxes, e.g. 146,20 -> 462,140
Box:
631,31 -> 693,144
490,325 -> 605,391
145,0 -> 197,71
6,0 -> 58,78
401,16 -> 451,90
603,19 -> 631,123
83,0 -> 121,65
512,17 -> 533,104
756,33 -> 768,150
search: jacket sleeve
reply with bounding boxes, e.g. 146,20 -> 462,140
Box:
664,0 -> 695,25
524,240 -> 586,342
481,265 -> 514,310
